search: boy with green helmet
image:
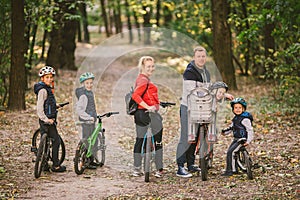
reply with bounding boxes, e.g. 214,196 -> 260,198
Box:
75,72 -> 100,168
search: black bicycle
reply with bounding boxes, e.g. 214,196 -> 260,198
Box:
31,102 -> 68,178
143,101 -> 175,182
235,138 -> 253,180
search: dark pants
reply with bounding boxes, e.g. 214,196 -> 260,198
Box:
133,110 -> 163,170
81,123 -> 98,158
176,105 -> 198,167
39,119 -> 60,167
225,139 -> 242,173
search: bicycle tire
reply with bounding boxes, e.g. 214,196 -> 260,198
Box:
236,150 -> 247,172
199,126 -> 208,181
243,151 -> 253,180
200,157 -> 208,181
144,136 -> 151,182
34,134 -> 48,178
32,128 -> 66,165
95,133 -> 105,167
74,139 -> 88,175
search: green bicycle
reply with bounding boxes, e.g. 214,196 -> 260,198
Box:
74,111 -> 119,175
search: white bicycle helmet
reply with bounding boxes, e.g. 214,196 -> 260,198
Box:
39,66 -> 56,77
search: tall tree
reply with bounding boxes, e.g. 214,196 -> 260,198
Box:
211,0 -> 237,89
8,0 -> 26,110
100,0 -> 110,37
61,0 -> 77,70
125,0 -> 133,43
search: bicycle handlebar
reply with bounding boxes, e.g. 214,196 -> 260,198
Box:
160,102 -> 176,108
97,112 -> 119,119
58,102 -> 69,108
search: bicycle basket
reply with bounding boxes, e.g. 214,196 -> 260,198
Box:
187,87 -> 213,123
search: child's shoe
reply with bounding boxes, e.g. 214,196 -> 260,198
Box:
188,165 -> 201,173
154,169 -> 163,178
132,167 -> 143,177
51,165 -> 66,172
221,171 -> 233,176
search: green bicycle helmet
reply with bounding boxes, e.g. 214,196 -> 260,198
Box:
79,72 -> 95,83
230,97 -> 247,110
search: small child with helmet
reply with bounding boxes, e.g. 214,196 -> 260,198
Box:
221,97 -> 254,176
34,66 -> 66,172
75,72 -> 100,168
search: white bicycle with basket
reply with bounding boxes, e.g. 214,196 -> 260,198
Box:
187,82 -> 227,181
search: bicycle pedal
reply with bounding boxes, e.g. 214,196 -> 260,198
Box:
31,147 -> 37,153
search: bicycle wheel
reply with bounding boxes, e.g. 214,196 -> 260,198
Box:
34,134 -> 48,178
243,151 -> 253,180
74,139 -> 88,175
199,127 -> 208,181
236,151 -> 245,172
94,132 -> 105,167
144,136 -> 151,182
32,128 -> 65,165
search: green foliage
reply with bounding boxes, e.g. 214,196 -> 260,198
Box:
266,43 -> 300,110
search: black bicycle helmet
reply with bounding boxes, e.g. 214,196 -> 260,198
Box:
210,81 -> 228,92
230,97 -> 247,110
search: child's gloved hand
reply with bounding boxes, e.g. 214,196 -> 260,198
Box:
221,129 -> 226,136
221,127 -> 232,135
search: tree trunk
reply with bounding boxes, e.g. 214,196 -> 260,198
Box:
46,7 -> 63,71
125,0 -> 133,43
100,0 -> 110,37
40,29 -> 48,61
143,4 -> 152,45
9,0 -> 26,110
133,11 -> 141,41
61,0 -> 77,70
77,20 -> 82,42
163,4 -> 172,28
156,0 -> 161,26
79,2 -> 90,43
28,23 -> 38,66
211,0 -> 237,90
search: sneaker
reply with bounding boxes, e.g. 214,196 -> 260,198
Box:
51,165 -> 66,173
176,166 -> 192,178
132,168 -> 143,177
154,170 -> 163,178
221,171 -> 233,176
90,161 -> 102,167
87,165 -> 97,169
188,165 -> 201,173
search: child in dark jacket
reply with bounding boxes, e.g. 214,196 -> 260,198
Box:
34,66 -> 66,172
221,98 -> 254,176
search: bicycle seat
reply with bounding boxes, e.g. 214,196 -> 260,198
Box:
237,138 -> 247,144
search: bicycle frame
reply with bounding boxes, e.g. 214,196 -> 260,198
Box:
86,119 -> 103,158
142,102 -> 175,182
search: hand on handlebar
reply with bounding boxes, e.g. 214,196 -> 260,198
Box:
147,105 -> 157,113
47,119 -> 55,125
